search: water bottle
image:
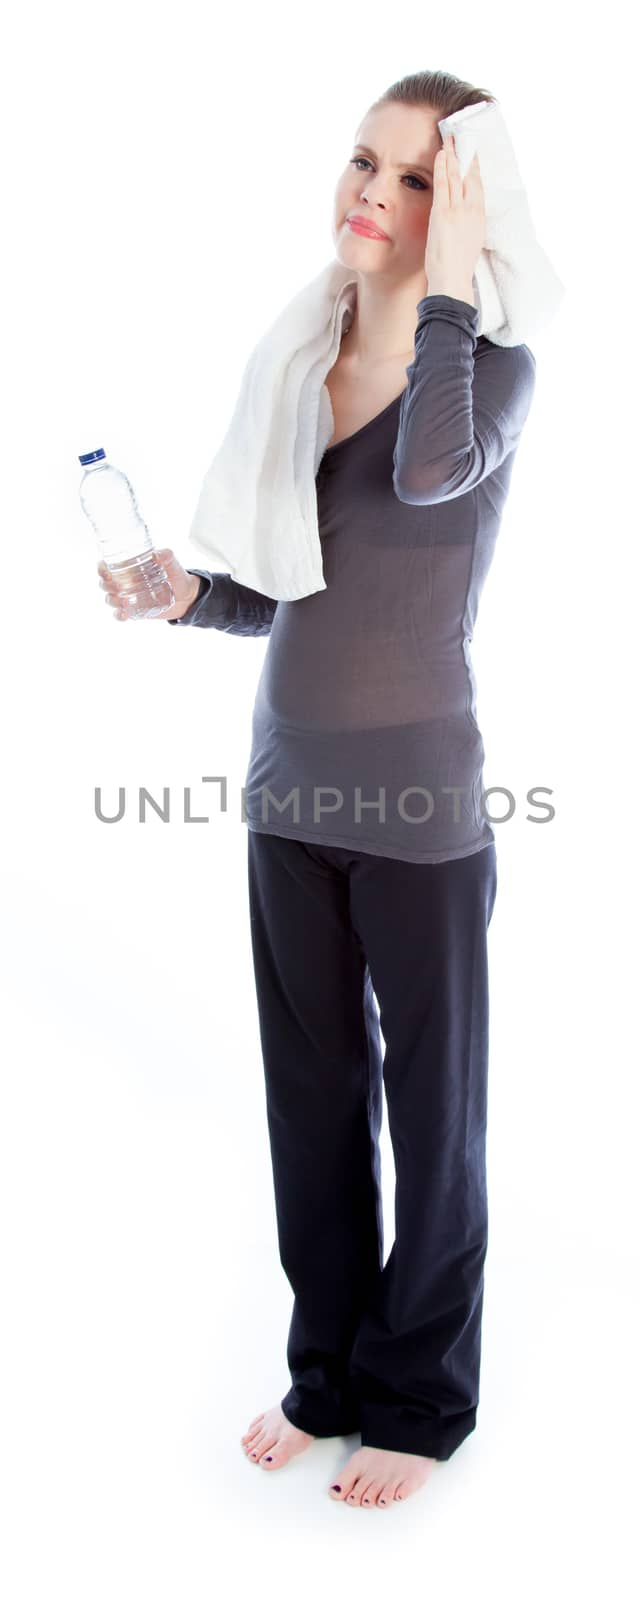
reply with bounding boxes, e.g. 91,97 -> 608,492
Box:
78,448 -> 175,619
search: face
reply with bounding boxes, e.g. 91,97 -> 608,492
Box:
332,101 -> 443,279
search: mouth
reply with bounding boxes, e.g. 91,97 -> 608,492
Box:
346,216 -> 391,241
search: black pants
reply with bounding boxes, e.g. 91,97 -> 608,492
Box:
246,829 -> 498,1462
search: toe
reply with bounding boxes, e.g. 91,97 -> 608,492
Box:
375,1480 -> 398,1507
346,1477 -> 370,1506
241,1414 -> 264,1441
246,1431 -> 267,1459
394,1480 -> 407,1500
360,1480 -> 381,1508
329,1477 -> 352,1500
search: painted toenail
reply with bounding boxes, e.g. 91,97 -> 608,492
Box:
331,1484 -> 341,1492
265,1456 -> 272,1462
363,1498 -> 369,1503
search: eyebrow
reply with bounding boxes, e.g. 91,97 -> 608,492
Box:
353,143 -> 434,177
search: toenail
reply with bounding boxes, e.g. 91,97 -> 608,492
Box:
363,1498 -> 369,1503
265,1456 -> 272,1462
331,1484 -> 341,1492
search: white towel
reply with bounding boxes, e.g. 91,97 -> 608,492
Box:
186,98 -> 565,602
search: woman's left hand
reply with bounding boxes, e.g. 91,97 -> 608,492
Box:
424,134 -> 486,287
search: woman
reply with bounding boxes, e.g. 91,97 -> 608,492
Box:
99,69 -> 537,1510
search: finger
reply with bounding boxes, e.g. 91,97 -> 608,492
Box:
464,152 -> 484,203
446,136 -> 462,202
433,147 -> 449,192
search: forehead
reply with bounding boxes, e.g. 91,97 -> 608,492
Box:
355,102 -> 442,167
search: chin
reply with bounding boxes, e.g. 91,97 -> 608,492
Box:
336,231 -> 383,264
335,243 -> 364,272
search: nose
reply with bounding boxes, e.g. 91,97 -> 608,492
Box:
358,171 -> 393,211
360,184 -> 389,213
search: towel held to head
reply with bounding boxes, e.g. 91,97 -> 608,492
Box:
186,99 -> 565,601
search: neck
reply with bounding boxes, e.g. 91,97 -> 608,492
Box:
340,266 -> 429,366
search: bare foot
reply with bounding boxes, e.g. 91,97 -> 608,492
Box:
241,1404 -> 315,1470
328,1445 -> 437,1508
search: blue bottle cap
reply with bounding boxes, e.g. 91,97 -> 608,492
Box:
78,448 -> 106,465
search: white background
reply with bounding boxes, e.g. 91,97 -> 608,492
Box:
1,1 -> 638,1594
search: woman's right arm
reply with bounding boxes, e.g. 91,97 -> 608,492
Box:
98,549 -> 278,636
167,567 -> 278,637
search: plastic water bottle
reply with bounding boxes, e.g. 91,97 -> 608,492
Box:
78,448 -> 175,619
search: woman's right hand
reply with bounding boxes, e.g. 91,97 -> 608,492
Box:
97,548 -> 203,622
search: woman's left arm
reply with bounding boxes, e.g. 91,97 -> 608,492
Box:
392,293 -> 537,506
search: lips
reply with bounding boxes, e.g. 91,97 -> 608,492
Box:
347,215 -> 390,240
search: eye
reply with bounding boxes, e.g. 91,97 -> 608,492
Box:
349,156 -> 428,191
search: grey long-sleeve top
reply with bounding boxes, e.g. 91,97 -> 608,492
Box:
169,293 -> 537,862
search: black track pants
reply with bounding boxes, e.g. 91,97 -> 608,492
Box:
246,829 -> 498,1462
